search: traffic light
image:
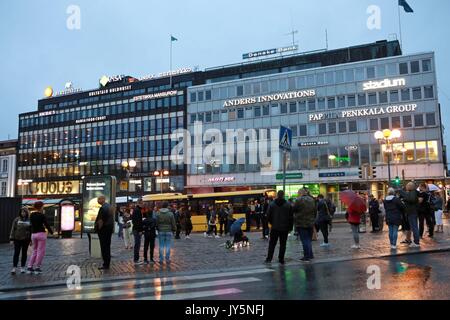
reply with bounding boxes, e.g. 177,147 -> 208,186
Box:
359,165 -> 368,179
394,176 -> 401,186
371,167 -> 377,179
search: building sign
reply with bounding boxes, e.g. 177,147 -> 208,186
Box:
298,141 -> 329,147
39,110 -> 56,116
223,89 -> 316,108
363,78 -> 406,91
243,45 -> 298,59
75,116 -> 107,124
82,176 -> 116,233
25,181 -> 80,195
99,75 -> 125,87
319,172 -> 346,178
276,173 -> 303,180
89,85 -> 132,97
309,104 -> 417,122
132,90 -> 182,102
345,145 -> 358,151
208,176 -> 236,183
138,68 -> 193,81
156,178 -> 170,184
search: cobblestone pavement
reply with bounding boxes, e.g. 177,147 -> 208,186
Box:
0,219 -> 449,291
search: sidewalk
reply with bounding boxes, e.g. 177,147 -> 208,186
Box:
0,220 -> 449,291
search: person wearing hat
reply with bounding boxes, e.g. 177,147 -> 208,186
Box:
27,201 -> 53,275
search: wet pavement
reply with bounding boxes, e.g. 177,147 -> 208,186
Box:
0,218 -> 449,294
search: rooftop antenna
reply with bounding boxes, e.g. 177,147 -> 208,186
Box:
285,29 -> 299,48
325,29 -> 329,50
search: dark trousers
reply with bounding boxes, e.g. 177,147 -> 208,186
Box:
261,215 -> 269,238
370,213 -> 380,231
219,221 -> 226,236
13,239 -> 30,268
266,229 -> 289,262
98,231 -> 112,268
175,224 -> 181,239
254,213 -> 261,229
245,213 -> 251,232
208,225 -> 217,236
419,213 -> 434,237
133,231 -> 142,262
298,227 -> 314,259
143,232 -> 155,261
226,220 -> 233,235
318,222 -> 329,243
185,225 -> 192,236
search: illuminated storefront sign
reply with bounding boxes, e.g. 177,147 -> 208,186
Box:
132,90 -> 182,102
298,141 -> 329,147
243,45 -> 298,59
309,104 -> 417,122
39,111 -> 56,116
223,89 -> 316,107
24,181 -> 80,195
138,68 -> 193,81
75,116 -> 107,124
363,78 -> 406,91
89,85 -> 132,97
208,176 -> 236,183
319,172 -> 346,178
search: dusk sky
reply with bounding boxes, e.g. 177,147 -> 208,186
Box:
1,0 -> 449,152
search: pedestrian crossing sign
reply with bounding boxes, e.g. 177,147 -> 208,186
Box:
279,126 -> 292,151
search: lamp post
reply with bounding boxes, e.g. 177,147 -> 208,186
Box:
374,129 -> 401,187
154,170 -> 169,194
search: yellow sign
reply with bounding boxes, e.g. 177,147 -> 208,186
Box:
44,87 -> 53,97
21,180 -> 80,195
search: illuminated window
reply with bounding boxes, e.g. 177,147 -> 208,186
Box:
427,141 -> 439,162
416,141 -> 427,163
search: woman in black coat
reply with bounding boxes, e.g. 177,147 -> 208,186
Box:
383,188 -> 406,249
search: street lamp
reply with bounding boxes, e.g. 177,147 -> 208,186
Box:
374,129 -> 401,186
154,170 -> 170,194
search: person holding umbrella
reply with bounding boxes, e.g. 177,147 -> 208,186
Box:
340,190 -> 367,249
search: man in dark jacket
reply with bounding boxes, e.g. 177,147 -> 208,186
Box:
95,196 -> 114,270
384,188 -> 406,249
368,195 -> 380,232
143,206 -> 157,264
132,199 -> 144,264
417,183 -> 435,239
265,190 -> 293,265
293,188 -> 317,262
399,182 -> 420,246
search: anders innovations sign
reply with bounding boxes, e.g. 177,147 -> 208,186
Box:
223,89 -> 316,108
309,104 -> 417,122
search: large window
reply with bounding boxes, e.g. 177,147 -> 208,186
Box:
422,59 -> 432,72
416,142 -> 427,162
427,141 -> 439,161
426,113 -> 436,126
412,87 -> 422,100
424,86 -> 434,99
390,90 -> 399,103
399,62 -> 409,75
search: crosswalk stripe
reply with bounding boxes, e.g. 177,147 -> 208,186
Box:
133,288 -> 243,300
37,277 -> 261,300
1,268 -> 273,300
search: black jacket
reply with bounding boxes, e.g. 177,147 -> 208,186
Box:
143,211 -> 156,237
384,195 -> 406,226
369,199 -> 380,215
95,203 -> 114,234
30,211 -> 53,234
132,206 -> 144,233
399,190 -> 419,216
267,198 -> 293,232
316,199 -> 331,224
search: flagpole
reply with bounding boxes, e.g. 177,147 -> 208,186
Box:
170,35 -> 173,88
398,4 -> 403,50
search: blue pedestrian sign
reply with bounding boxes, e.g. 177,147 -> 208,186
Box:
279,126 -> 292,151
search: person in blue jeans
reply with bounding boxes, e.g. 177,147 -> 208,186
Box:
399,182 -> 421,247
132,200 -> 144,265
383,188 -> 406,249
293,189 -> 317,262
155,201 -> 176,264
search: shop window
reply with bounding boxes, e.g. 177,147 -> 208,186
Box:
416,141 -> 427,163
427,141 -> 439,162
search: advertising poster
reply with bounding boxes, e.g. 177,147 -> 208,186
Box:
82,176 -> 116,233
61,205 -> 75,232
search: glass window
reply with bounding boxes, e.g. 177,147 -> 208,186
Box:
347,95 -> 356,107
221,110 -> 228,121
205,90 -> 211,100
198,91 -> 204,102
371,144 -> 382,165
392,116 -> 401,128
380,117 -> 390,129
414,114 -> 424,127
422,59 -> 432,72
327,97 -> 335,109
358,119 -> 368,131
328,122 -> 337,134
197,113 -> 204,122
338,96 -> 345,108
308,99 -> 316,111
288,77 -> 296,90
190,114 -> 196,124
261,81 -> 269,93
237,85 -> 244,96
387,63 -> 397,76
412,87 -> 422,100
262,105 -> 270,116
316,73 -> 324,86
379,91 -> 388,104
306,75 -> 315,87
410,61 -> 420,73
298,101 -> 306,112
358,94 -> 366,106
205,112 -> 212,122
308,124 -> 317,136
348,120 -> 357,133
338,121 -> 347,133
376,65 -> 386,78
403,142 -> 415,163
280,103 -> 288,114
319,147 -> 329,168
416,141 -> 427,162
339,147 -> 349,167
360,145 -> 370,166
270,80 -> 279,92
355,68 -> 365,81
426,113 -> 436,126
319,123 -> 327,135
297,76 -> 306,89
310,148 -> 319,169
368,93 -> 377,105
367,66 -> 375,79
289,102 -> 297,113
401,89 -> 410,101
237,108 -> 244,119
299,125 -> 307,137
245,107 -> 253,118
318,98 -> 326,110
427,141 -> 439,161
228,110 -> 236,121
403,115 -> 412,128
350,147 -> 359,166
254,106 -> 261,117
253,83 -> 261,94
399,62 -> 408,75
345,69 -> 354,82
271,104 -> 279,116
290,125 -> 298,137
325,72 -> 334,85
213,111 -> 219,122
335,70 -> 344,83
424,86 -> 434,99
190,92 -> 197,103
390,90 -> 399,103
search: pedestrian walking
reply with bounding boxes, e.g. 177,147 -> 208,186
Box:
207,215 -> 220,238
384,188 -> 406,249
122,208 -> 133,249
316,194 -> 332,247
293,189 -> 317,261
95,196 -> 115,270
368,194 -> 380,232
143,207 -> 157,264
218,205 -> 228,237
399,182 -> 421,247
417,183 -> 435,239
265,190 -> 293,265
155,201 -> 176,264
26,201 -> 54,275
378,197 -> 386,232
433,191 -> 444,233
117,206 -> 125,239
326,195 -> 336,232
10,207 -> 31,275
183,206 -> 193,238
344,193 -> 367,249
132,199 -> 145,265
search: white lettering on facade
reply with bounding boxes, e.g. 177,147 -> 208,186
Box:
363,78 -> 406,91
89,85 -> 132,97
223,89 -> 316,107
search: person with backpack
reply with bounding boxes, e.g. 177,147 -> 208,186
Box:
10,207 -> 31,275
316,194 -> 332,247
143,206 -> 157,264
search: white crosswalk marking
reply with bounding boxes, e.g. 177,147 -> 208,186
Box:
0,268 -> 274,300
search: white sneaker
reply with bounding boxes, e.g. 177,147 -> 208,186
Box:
409,243 -> 420,248
203,232 -> 207,238
215,235 -> 220,239
351,244 -> 361,249
11,267 -> 16,275
20,267 -> 26,274
391,245 -> 397,250
208,235 -> 213,238
320,243 -> 330,247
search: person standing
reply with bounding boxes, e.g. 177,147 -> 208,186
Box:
10,208 -> 31,275
183,206 -> 193,239
378,197 -> 386,232
345,193 -> 367,249
122,208 -> 133,249
207,214 -> 220,238
316,194 -> 331,247
95,196 -> 114,271
226,205 -> 235,236
433,192 -> 444,233
132,199 -> 145,265
326,195 -> 336,232
384,188 -> 406,249
173,205 -> 182,240
27,202 -> 54,274
293,189 -> 317,261
156,201 -> 176,264
265,190 -> 293,265
261,198 -> 271,239
218,205 -> 228,237
117,206 -> 124,239
368,194 -> 380,232
143,207 -> 157,264
400,182 -> 421,247
417,183 -> 434,239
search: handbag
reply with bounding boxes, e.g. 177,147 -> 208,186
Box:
323,201 -> 333,223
